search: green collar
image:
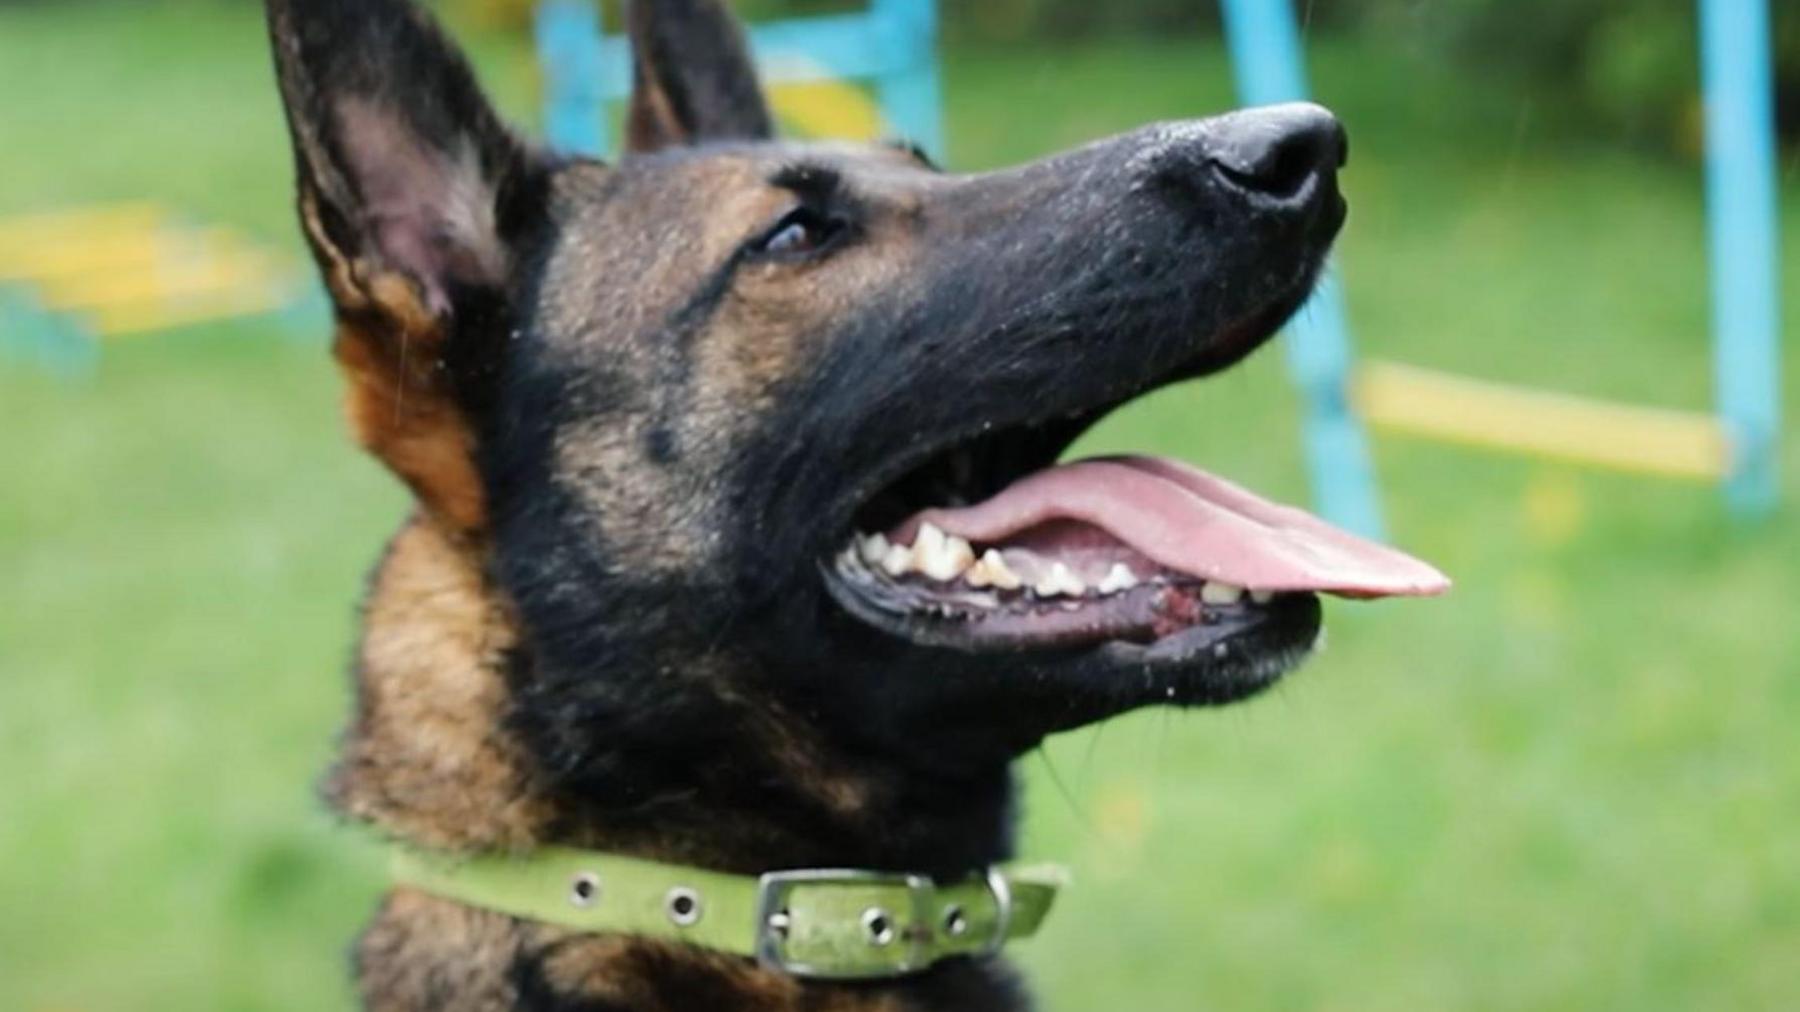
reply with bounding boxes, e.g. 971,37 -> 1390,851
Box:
392,846 -> 1067,980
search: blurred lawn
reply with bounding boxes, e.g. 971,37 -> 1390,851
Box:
2,3 -> 1798,1010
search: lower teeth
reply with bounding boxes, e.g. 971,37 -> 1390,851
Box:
842,533 -> 1279,609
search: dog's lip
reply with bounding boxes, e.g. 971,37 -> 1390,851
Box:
1099,591 -> 1320,664
821,547 -> 1322,658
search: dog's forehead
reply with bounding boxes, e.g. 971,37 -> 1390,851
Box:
547,139 -> 934,240
547,155 -> 774,277
530,158 -> 753,358
531,143 -> 935,350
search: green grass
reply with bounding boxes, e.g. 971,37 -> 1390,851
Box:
3,4 -> 1798,1009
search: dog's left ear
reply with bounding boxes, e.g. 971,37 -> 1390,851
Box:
625,0 -> 774,153
267,0 -> 552,535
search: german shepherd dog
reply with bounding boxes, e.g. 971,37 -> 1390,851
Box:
265,0 -> 1445,1007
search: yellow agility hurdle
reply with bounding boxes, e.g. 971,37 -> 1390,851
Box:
0,203 -> 311,367
0,203 -> 167,256
767,56 -> 886,142
1225,0 -> 1780,523
1354,362 -> 1735,482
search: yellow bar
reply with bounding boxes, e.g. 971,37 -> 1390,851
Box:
767,57 -> 884,141
1355,360 -> 1734,481
0,203 -> 167,254
90,286 -> 293,337
39,255 -> 286,311
0,228 -> 247,283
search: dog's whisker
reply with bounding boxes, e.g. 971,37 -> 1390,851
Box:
1035,745 -> 1098,841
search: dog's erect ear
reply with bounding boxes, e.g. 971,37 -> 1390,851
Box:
266,0 -> 544,319
267,0 -> 550,536
625,0 -> 774,153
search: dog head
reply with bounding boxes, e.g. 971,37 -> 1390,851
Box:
268,0 -> 1444,834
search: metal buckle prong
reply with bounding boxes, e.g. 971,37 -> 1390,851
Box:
982,866 -> 1013,958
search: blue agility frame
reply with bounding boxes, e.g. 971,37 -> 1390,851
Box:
1218,0 -> 1386,538
1221,0 -> 1782,526
534,0 -> 943,161
533,0 -> 1780,527
1700,0 -> 1783,515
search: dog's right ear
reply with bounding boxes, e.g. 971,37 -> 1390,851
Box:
625,0 -> 774,153
266,0 -> 548,321
267,0 -> 552,536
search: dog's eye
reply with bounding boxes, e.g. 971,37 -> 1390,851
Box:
755,207 -> 842,258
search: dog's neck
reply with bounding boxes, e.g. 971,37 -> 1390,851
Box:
329,514 -> 1016,876
333,516 -> 1035,1009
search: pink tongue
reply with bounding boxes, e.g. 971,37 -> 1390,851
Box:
890,456 -> 1450,598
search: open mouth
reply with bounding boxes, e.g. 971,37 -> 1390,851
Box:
823,370 -> 1449,667
817,143 -> 1444,677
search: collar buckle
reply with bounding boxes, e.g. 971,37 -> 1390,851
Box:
754,868 -> 936,979
980,866 -> 1014,958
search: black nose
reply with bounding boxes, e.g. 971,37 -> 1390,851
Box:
1204,102 -> 1346,207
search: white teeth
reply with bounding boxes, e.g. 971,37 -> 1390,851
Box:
881,543 -> 913,577
856,524 -> 1267,612
1035,561 -> 1088,598
907,523 -> 974,582
1097,563 -> 1139,595
918,531 -> 976,582
964,561 -> 992,588
945,534 -> 977,573
858,524 -> 1260,614
913,521 -> 946,558
1201,581 -> 1245,605
859,523 -> 978,584
987,553 -> 1024,590
965,549 -> 1023,590
858,532 -> 891,566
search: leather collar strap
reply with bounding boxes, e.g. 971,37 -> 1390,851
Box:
392,846 -> 1066,980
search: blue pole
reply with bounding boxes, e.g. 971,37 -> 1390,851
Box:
532,2 -> 944,162
1217,0 -> 1385,539
871,0 -> 946,162
1700,0 -> 1782,518
535,0 -> 608,158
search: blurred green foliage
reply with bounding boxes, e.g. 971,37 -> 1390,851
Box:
1351,0 -> 1799,150
963,0 -> 1797,149
444,0 -> 1799,149
2,2 -> 1800,1010
52,0 -> 1784,147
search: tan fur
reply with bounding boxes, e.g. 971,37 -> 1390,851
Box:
626,68 -> 687,154
537,936 -> 910,1012
333,275 -> 488,538
358,889 -> 530,1011
328,516 -> 551,853
725,685 -> 877,824
299,178 -> 489,538
535,159 -> 928,581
